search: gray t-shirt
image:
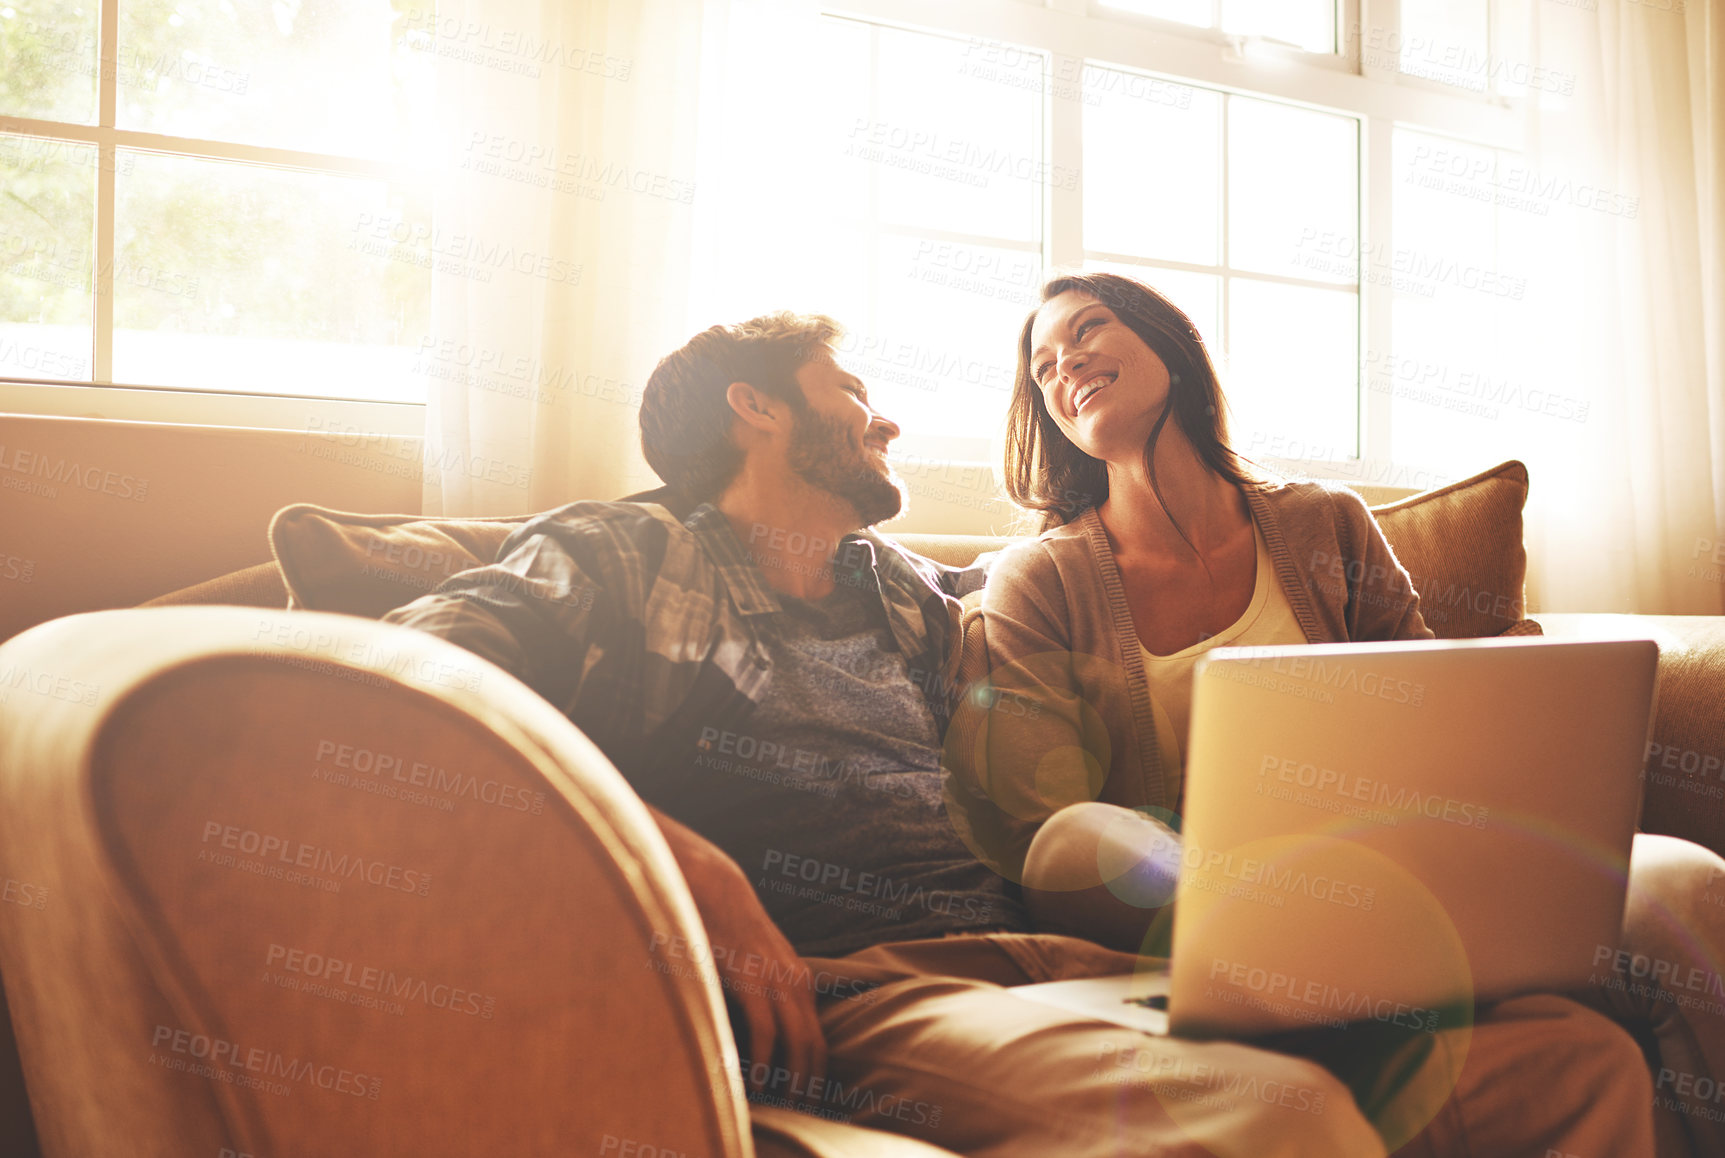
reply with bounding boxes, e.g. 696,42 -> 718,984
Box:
674,577 -> 1028,957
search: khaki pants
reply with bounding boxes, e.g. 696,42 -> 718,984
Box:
801,932 -> 1654,1158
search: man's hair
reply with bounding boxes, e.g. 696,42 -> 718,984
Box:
639,312 -> 843,500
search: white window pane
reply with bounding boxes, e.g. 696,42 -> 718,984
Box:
701,220 -> 874,334
1225,279 -> 1357,456
112,153 -> 430,400
1227,96 -> 1357,281
1395,129 -> 1495,258
1399,0 -> 1489,92
1393,129 -> 1520,308
0,131 -> 94,382
699,15 -> 1044,458
0,1 -> 99,123
1222,0 -> 1336,53
1492,0 -> 1540,101
0,322 -> 87,382
868,26 -> 1044,243
1096,0 -> 1213,30
1083,69 -> 1219,266
1085,261 -> 1222,361
699,14 -> 876,283
116,0 -> 434,161
816,17 -> 875,227
851,234 -> 1029,446
1387,294 -> 1518,470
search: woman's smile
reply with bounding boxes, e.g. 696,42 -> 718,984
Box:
1071,370 -> 1118,415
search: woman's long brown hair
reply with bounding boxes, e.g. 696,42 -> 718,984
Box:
1004,272 -> 1263,544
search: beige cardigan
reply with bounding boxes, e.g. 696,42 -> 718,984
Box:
943,479 -> 1436,880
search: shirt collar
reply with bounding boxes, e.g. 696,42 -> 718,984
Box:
683,503 -> 890,617
683,503 -> 781,616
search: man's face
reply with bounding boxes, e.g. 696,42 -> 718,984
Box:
786,353 -> 904,528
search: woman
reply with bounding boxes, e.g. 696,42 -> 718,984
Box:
946,271 -> 1725,1156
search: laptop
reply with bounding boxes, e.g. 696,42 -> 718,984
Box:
1009,636 -> 1660,1040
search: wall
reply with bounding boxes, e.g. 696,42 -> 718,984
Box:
0,415 -> 438,642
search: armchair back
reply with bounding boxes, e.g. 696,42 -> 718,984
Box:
0,608 -> 753,1157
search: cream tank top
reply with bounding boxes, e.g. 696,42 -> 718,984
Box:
1138,515 -> 1306,777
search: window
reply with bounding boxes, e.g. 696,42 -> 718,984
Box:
0,0 -> 434,408
694,0 -> 1523,491
810,18 -> 1047,464
1082,65 -> 1360,458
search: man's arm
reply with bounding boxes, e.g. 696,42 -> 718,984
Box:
943,541 -> 1110,882
380,525 -> 611,709
382,522 -> 826,1091
647,806 -> 827,1100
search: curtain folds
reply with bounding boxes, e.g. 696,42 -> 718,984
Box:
421,0 -> 702,516
1517,0 -> 1724,614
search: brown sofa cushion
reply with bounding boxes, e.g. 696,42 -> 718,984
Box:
269,505 -> 529,617
1370,460 -> 1533,639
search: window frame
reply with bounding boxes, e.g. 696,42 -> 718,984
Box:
0,0 -> 427,432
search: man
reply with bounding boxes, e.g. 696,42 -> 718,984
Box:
383,313 -> 1653,1156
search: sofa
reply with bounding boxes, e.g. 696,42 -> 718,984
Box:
1,459 -> 1722,1157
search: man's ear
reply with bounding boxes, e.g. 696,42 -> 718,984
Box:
725,381 -> 789,437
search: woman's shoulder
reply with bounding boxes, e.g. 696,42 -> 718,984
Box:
1251,476 -> 1374,528
1035,511 -> 1102,546
983,512 -> 1097,598
1000,511 -> 1097,566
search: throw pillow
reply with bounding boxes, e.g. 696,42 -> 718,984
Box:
269,505 -> 529,617
1368,460 -> 1534,639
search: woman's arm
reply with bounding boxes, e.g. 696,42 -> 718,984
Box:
943,541 -> 1116,884
1327,488 -> 1436,643
1021,801 -> 1183,953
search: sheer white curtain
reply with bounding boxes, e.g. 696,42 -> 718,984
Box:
1513,0 -> 1724,614
421,0 -> 704,516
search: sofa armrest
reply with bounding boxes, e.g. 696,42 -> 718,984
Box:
1536,614 -> 1725,857
0,607 -> 751,1157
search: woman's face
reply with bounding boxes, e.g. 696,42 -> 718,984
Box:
1027,289 -> 1172,463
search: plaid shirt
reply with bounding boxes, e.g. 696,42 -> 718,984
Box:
381,501 -> 980,799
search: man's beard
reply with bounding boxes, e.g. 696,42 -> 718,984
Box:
787,409 -> 904,528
